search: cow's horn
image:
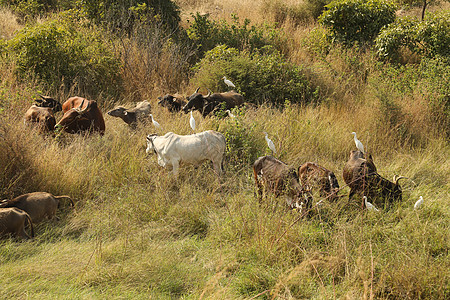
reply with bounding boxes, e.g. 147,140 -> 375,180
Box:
195,87 -> 200,94
206,88 -> 212,98
394,176 -> 408,185
77,99 -> 86,113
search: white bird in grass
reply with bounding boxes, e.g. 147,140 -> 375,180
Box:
150,114 -> 161,129
189,111 -> 196,131
351,132 -> 365,153
363,196 -> 379,212
226,110 -> 235,118
222,76 -> 235,89
414,196 -> 424,210
263,132 -> 276,155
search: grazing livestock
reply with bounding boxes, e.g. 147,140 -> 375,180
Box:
298,162 -> 340,201
343,150 -> 406,208
146,130 -> 226,176
0,207 -> 34,239
34,95 -> 62,112
56,98 -> 105,135
182,88 -> 244,117
107,100 -> 151,128
253,156 -> 312,211
24,105 -> 56,134
157,94 -> 186,113
0,192 -> 74,223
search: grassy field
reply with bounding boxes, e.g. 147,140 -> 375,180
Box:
0,0 -> 449,299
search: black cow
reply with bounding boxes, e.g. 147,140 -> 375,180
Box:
182,88 -> 244,117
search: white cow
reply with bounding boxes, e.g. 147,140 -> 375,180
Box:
146,130 -> 226,176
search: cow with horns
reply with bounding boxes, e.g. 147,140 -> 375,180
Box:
182,87 -> 244,117
56,97 -> 105,135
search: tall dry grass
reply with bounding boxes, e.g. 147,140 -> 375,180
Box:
0,1 -> 449,299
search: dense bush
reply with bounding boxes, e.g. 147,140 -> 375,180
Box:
376,11 -> 450,62
186,13 -> 285,57
319,0 -> 396,45
191,45 -> 319,105
77,0 -> 180,33
4,13 -> 122,98
0,0 -> 60,21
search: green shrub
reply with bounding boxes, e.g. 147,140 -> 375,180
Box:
191,45 -> 318,105
376,11 -> 450,61
187,13 -> 285,56
319,0 -> 396,45
77,0 -> 180,33
301,26 -> 332,57
5,13 -> 122,98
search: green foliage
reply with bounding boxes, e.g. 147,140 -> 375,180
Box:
191,45 -> 318,105
222,109 -> 264,169
187,13 -> 285,56
0,0 -> 58,21
319,0 -> 397,45
301,26 -> 332,57
76,0 -> 180,33
5,14 -> 122,98
376,11 -> 450,61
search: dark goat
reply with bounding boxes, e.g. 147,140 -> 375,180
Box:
298,162 -> 340,201
343,150 -> 406,208
253,156 -> 312,211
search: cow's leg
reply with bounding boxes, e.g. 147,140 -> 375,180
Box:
171,159 -> 179,176
212,159 -> 223,176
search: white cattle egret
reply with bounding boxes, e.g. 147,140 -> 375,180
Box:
364,196 -> 379,211
263,132 -> 276,155
226,110 -> 235,118
190,111 -> 196,131
150,114 -> 161,129
222,76 -> 235,88
351,132 -> 365,153
414,196 -> 423,210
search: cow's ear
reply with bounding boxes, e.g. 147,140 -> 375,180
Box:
124,111 -> 128,115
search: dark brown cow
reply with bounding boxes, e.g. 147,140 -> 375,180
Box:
182,88 -> 244,117
298,162 -> 340,201
0,207 -> 34,239
56,98 -> 105,135
107,100 -> 151,128
253,155 -> 312,211
34,95 -> 62,112
24,105 -> 56,133
343,150 -> 406,209
157,94 -> 186,113
0,192 -> 74,223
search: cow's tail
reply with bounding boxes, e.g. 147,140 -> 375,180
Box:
55,195 -> 74,208
25,213 -> 34,238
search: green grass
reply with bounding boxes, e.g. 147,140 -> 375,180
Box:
0,1 -> 449,299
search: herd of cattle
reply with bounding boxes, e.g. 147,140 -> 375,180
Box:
1,89 -> 410,239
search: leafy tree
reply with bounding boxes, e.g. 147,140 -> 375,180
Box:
319,0 -> 397,45
376,11 -> 450,61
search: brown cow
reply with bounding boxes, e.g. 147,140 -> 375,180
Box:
343,150 -> 406,209
253,155 -> 312,211
56,98 -> 105,135
0,207 -> 34,239
0,192 -> 74,223
298,162 -> 340,201
24,105 -> 56,134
